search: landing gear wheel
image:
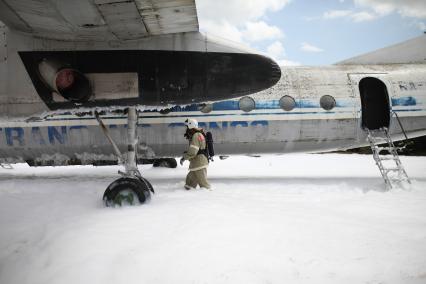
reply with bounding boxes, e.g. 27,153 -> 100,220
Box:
103,177 -> 152,206
96,107 -> 155,207
152,158 -> 178,168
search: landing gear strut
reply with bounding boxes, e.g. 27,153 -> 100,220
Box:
95,107 -> 154,206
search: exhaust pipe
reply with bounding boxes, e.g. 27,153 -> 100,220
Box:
38,59 -> 92,102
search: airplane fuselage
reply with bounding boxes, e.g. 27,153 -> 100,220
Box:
0,63 -> 425,165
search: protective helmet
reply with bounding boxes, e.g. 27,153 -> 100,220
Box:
185,118 -> 198,129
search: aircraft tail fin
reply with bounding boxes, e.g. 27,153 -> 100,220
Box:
336,33 -> 426,65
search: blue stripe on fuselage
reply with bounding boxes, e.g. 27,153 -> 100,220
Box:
148,96 -> 416,113
392,97 -> 417,106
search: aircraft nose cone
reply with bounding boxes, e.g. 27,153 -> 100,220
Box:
205,53 -> 282,101
269,58 -> 282,86
233,53 -> 282,95
234,53 -> 282,94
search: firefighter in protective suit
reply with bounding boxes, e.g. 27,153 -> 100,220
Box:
180,118 -> 211,190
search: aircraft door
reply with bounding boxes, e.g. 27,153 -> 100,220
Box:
349,73 -> 392,131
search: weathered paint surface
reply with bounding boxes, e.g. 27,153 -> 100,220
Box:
0,0 -> 198,41
0,26 -> 425,165
0,111 -> 424,165
1,50 -> 426,164
87,73 -> 139,100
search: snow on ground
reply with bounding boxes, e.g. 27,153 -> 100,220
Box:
0,154 -> 425,284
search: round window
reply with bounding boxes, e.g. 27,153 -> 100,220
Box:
199,104 -> 213,113
239,96 -> 255,112
320,95 -> 336,111
159,108 -> 171,115
279,95 -> 296,111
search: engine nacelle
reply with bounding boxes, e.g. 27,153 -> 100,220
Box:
38,59 -> 92,102
19,49 -> 281,110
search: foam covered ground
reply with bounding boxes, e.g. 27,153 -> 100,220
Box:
0,154 -> 426,284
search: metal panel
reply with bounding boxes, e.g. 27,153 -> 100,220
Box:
136,0 -> 198,35
0,23 -> 6,96
0,0 -> 32,32
0,23 -> 6,62
55,0 -> 106,29
0,0 -> 112,40
0,0 -> 199,41
5,0 -> 72,34
86,73 -> 139,100
96,0 -> 148,40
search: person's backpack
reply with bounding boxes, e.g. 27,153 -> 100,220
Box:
205,131 -> 215,161
197,131 -> 215,161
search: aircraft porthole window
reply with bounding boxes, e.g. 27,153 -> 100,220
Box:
239,96 -> 255,112
320,95 -> 336,111
200,103 -> 213,113
159,108 -> 171,115
279,95 -> 296,111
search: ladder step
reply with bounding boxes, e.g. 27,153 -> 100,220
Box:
378,156 -> 398,161
384,168 -> 401,172
371,137 -> 388,141
375,147 -> 392,151
389,177 -> 409,181
374,147 -> 403,152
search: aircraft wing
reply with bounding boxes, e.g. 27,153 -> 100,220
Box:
0,0 -> 281,112
336,34 -> 426,65
0,0 -> 199,41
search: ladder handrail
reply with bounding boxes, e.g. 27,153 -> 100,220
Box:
391,110 -> 409,140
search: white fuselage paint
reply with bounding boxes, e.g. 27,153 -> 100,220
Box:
0,28 -> 425,164
0,64 -> 425,164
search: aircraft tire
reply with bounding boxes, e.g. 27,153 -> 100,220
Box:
152,158 -> 177,168
103,177 -> 152,206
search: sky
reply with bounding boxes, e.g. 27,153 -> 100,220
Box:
196,0 -> 426,66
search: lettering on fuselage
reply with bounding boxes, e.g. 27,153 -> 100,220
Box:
0,120 -> 269,146
168,121 -> 268,129
398,81 -> 426,91
0,126 -> 70,146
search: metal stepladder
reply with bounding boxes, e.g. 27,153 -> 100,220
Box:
366,126 -> 411,189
